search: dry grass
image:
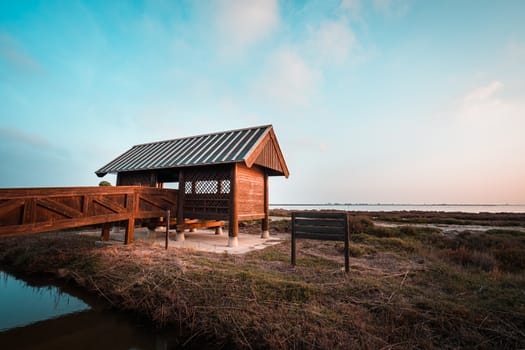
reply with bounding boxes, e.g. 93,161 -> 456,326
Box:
1,217 -> 524,349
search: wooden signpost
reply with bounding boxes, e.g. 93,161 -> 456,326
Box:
291,211 -> 350,273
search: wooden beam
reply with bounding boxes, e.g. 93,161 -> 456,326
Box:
261,172 -> 269,238
124,191 -> 137,244
0,199 -> 24,213
229,164 -> 239,245
0,213 -> 131,238
100,224 -> 110,241
177,170 -> 185,232
82,195 -> 90,217
37,198 -> 83,219
93,196 -> 126,214
22,199 -> 36,224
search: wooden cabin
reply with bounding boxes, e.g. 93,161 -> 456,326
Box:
95,125 -> 289,247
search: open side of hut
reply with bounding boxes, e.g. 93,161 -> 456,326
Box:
95,125 -> 289,247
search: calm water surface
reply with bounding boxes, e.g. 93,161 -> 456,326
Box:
0,271 -> 89,331
271,204 -> 525,213
0,271 -> 177,349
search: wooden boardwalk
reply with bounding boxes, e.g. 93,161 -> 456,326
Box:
0,186 -> 177,244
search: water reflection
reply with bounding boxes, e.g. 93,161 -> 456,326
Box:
0,271 -> 89,331
0,271 -> 178,349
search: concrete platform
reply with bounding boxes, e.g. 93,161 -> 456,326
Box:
157,229 -> 286,254
81,227 -> 287,255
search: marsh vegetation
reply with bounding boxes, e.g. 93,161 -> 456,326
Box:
0,212 -> 524,349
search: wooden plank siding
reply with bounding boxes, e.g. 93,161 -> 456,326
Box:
245,128 -> 289,178
0,186 -> 177,240
117,171 -> 160,187
236,163 -> 265,220
254,137 -> 284,175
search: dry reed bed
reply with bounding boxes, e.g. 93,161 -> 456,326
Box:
0,220 -> 524,349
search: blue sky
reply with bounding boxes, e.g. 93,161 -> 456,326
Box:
1,0 -> 524,204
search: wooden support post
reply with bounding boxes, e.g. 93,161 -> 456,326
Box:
124,191 -> 137,245
165,209 -> 170,250
291,212 -> 296,266
261,172 -> 270,239
125,217 -> 135,244
228,164 -> 239,247
82,195 -> 90,217
344,214 -> 350,273
100,224 -> 110,241
22,199 -> 36,224
176,170 -> 186,242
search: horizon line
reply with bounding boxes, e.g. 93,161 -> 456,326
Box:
269,203 -> 525,206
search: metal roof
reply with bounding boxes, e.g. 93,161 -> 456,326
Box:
96,125 -> 277,177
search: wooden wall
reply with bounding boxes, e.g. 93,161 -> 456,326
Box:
117,171 -> 159,187
237,163 -> 265,220
113,163 -> 268,224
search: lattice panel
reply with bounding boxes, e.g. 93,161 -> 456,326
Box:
185,182 -> 193,194
183,167 -> 231,218
220,180 -> 230,194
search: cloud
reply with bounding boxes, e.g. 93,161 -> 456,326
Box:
339,0 -> 361,15
506,40 -> 525,62
0,32 -> 41,73
460,81 -> 505,119
215,0 -> 279,52
255,48 -> 322,108
372,0 -> 410,17
0,127 -> 52,149
305,19 -> 356,65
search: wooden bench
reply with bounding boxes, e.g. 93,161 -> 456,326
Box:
291,211 -> 350,272
171,219 -> 225,234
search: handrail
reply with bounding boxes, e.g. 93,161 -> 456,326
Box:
0,186 -> 178,243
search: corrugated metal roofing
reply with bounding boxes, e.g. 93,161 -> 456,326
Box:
96,125 -> 273,176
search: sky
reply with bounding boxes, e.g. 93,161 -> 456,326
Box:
1,0 -> 524,204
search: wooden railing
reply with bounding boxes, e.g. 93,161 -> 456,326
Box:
0,186 -> 178,243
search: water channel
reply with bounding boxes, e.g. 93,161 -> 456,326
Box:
0,270 -> 177,349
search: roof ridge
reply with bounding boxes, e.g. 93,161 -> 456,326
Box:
132,124 -> 273,147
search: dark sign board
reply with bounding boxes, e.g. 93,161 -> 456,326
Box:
291,211 -> 350,272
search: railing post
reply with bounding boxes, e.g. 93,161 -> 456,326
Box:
291,212 -> 296,266
22,199 -> 36,224
344,213 -> 350,273
124,189 -> 137,245
101,223 -> 110,241
165,209 -> 170,250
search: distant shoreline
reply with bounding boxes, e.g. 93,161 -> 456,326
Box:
269,203 -> 525,214
270,203 -> 524,206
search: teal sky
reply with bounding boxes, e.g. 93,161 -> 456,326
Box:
1,0 -> 524,204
